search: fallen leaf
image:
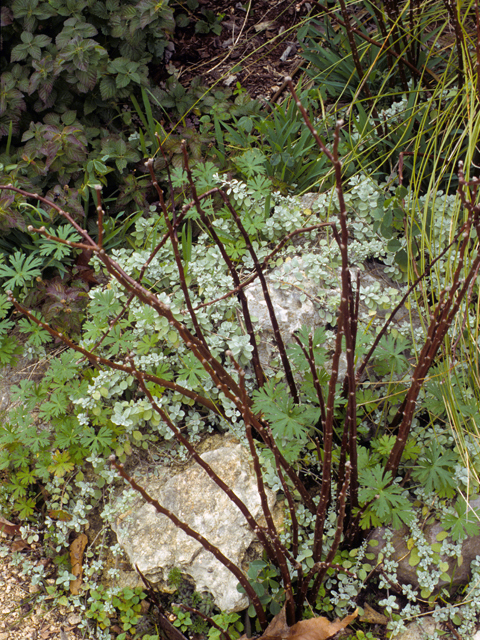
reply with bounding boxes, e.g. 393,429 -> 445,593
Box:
11,539 -> 30,552
69,533 -> 88,595
360,603 -> 389,625
288,610 -> 358,640
254,20 -> 274,32
48,509 -> 72,522
0,515 -> 21,536
244,606 -> 358,640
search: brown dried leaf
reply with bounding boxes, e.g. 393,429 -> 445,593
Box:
359,603 -> 389,625
251,606 -> 358,640
0,515 -> 21,536
288,610 -> 358,640
11,539 -> 30,552
48,509 -> 72,522
69,533 -> 88,595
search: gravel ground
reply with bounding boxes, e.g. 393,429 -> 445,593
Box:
0,542 -> 83,640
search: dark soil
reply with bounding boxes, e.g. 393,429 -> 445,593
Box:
155,0 -> 309,101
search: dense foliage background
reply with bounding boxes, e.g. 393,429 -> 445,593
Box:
3,1 -> 480,639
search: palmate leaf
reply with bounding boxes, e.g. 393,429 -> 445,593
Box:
252,380 -> 320,443
47,450 -> 75,477
441,496 -> 480,542
411,441 -> 458,498
359,465 -> 414,529
177,352 -> 209,387
0,251 -> 43,289
36,225 -> 80,259
80,426 -> 114,455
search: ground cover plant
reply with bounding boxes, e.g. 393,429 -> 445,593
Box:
3,68 -> 480,637
3,0 -> 480,638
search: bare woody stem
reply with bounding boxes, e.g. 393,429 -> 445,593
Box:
109,456 -> 268,630
177,146 -> 266,388
215,188 -> 299,402
6,293 -> 221,413
385,165 -> 480,476
135,371 -> 280,566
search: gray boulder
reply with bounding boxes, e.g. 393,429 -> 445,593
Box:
113,437 -> 276,612
244,256 -> 412,375
368,497 -> 480,592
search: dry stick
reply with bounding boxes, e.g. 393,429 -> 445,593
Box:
270,437 -> 300,559
12,196 -> 316,579
383,0 -> 409,89
354,217 -> 471,384
94,186 -> 104,250
134,372 -> 281,569
291,332 -> 326,426
226,355 -> 300,569
329,116 -> 359,512
215,188 -> 299,403
89,256 -> 245,406
135,565 -> 190,640
450,261 -> 480,361
263,434 -> 306,615
146,158 -> 209,349
6,187 -> 319,585
87,187 -> 219,355
306,461 -> 352,604
155,131 -> 177,229
244,408 -> 316,514
109,456 -> 268,630
312,311 -> 344,564
136,185 -> 220,285
25,224 -> 95,252
441,0 -> 464,89
135,564 -> 187,640
283,77 -> 355,555
0,185 -> 97,247
5,294 -> 221,413
178,145 -> 266,389
310,1 -> 436,82
174,604 -> 232,640
368,0 -> 399,88
2,187 -> 246,414
99,255 -> 247,407
409,0 -> 421,68
233,370 -> 297,625
337,0 -> 379,119
385,173 -> 480,475
227,351 -> 298,624
346,273 -> 359,510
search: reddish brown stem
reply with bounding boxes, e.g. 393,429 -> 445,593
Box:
110,457 -> 268,630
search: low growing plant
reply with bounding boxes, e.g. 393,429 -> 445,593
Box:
3,80 -> 480,636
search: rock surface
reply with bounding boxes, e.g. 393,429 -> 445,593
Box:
113,437 -> 276,612
368,497 -> 480,592
390,616 -> 441,640
244,255 -> 412,374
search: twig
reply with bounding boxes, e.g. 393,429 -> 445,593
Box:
110,456 -> 268,630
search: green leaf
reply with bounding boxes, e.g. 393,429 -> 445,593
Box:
411,441 -> 458,498
441,496 -> 480,542
0,251 -> 43,290
252,380 -> 320,454
359,465 -> 414,529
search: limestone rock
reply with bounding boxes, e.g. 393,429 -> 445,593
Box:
113,439 -> 276,612
244,255 -> 413,374
390,616 -> 441,640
